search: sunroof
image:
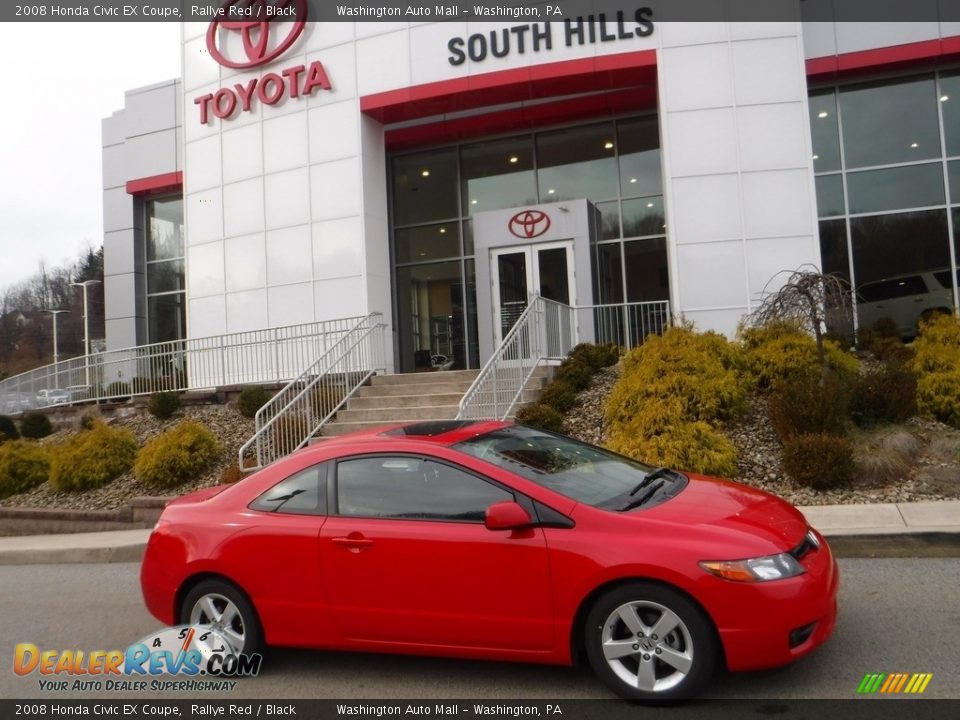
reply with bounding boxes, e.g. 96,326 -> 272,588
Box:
383,420 -> 476,437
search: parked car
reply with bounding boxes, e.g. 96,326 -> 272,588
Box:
35,388 -> 70,407
858,269 -> 957,339
140,421 -> 838,700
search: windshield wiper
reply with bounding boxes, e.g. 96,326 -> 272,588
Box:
627,467 -> 673,497
622,479 -> 666,511
265,488 -> 305,512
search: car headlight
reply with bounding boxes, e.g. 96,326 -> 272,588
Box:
699,552 -> 806,582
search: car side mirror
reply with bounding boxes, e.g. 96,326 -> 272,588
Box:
484,501 -> 533,531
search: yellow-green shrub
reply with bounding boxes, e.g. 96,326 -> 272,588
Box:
911,314 -> 960,427
49,421 -> 138,492
606,326 -> 747,429
134,419 -> 222,489
0,440 -> 50,498
740,323 -> 858,390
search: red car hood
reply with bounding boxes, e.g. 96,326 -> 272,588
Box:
642,473 -> 809,551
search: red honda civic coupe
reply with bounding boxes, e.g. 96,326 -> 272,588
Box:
140,420 -> 838,700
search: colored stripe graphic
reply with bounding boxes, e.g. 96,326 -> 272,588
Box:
857,672 -> 932,694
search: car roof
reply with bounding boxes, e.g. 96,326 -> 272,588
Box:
312,419 -> 511,449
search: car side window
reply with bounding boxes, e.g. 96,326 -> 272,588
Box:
249,464 -> 327,516
336,456 -> 513,522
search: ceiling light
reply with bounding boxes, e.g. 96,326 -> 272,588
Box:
818,111 -> 828,118
646,202 -> 654,208
547,188 -> 555,194
421,169 -> 430,177
604,141 -> 614,150
439,227 -> 446,234
470,199 -> 478,205
629,178 -> 637,184
910,142 -> 919,148
509,156 -> 518,163
419,251 -> 426,256
940,95 -> 950,102
812,154 -> 819,160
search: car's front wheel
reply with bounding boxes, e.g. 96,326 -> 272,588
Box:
584,582 -> 718,700
181,580 -> 263,655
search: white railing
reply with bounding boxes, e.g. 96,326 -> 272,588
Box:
0,317 -> 365,415
457,299 -> 671,422
457,297 -> 576,422
238,313 -> 387,470
583,300 -> 671,350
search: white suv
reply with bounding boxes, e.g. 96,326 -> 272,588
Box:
858,269 -> 956,339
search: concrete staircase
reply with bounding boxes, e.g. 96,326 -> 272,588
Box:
321,367 -> 550,437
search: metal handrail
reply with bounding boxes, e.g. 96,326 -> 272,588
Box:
238,313 -> 387,470
578,300 -> 671,349
0,316 -> 366,414
457,297 -> 575,421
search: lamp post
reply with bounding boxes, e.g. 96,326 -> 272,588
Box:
41,309 -> 69,388
71,280 -> 101,388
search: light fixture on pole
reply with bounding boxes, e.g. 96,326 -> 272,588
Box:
71,280 -> 101,388
41,309 -> 69,388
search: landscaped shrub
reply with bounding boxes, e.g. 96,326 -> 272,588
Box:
554,359 -> 593,391
916,370 -> 960,428
850,364 -> 917,427
105,381 -> 131,401
49,421 -> 138,492
911,314 -> 960,427
0,441 -> 49,499
857,317 -> 912,365
238,386 -> 271,419
853,429 -> 923,485
220,458 -> 256,485
740,322 -> 858,391
569,343 -> 620,371
782,433 -> 854,490
606,326 -> 748,429
134,419 -> 222,489
768,370 -> 850,441
77,407 -> 102,431
147,391 -> 182,420
514,403 -> 564,433
0,415 -> 19,442
19,413 -> 53,439
538,380 -> 578,413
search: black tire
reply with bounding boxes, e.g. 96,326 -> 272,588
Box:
180,579 -> 264,655
584,582 -> 718,701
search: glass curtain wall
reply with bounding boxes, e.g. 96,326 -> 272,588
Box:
390,115 -> 666,373
810,71 -> 960,339
144,197 -> 186,344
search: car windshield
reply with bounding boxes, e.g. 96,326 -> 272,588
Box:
454,425 -> 676,509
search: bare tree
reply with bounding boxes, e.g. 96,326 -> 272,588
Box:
749,266 -> 853,378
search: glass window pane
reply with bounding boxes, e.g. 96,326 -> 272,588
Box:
815,174 -> 845,217
622,196 -> 666,238
839,76 -> 941,168
461,136 -> 537,216
809,90 -> 841,173
250,466 -> 326,515
537,123 -> 618,202
595,243 -> 623,304
851,210 -> 951,336
337,457 -> 511,521
147,293 -> 186,343
818,219 -> 850,283
147,197 -> 183,261
846,163 -> 945,214
394,223 -> 459,264
617,116 -> 662,197
147,259 -> 185,294
464,258 -> 479,370
940,72 -> 960,157
596,201 -> 621,240
395,261 -> 465,373
392,149 -> 458,226
624,238 -> 670,302
949,160 -> 960,205
462,219 -> 474,256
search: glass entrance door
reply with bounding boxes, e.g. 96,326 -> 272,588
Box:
490,241 -> 574,345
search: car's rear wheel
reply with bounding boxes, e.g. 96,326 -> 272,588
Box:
181,580 -> 263,655
584,582 -> 718,700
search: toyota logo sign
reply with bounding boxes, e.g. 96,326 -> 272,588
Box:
207,0 -> 308,69
508,210 -> 552,239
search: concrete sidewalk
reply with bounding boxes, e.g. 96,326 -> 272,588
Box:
0,501 -> 957,565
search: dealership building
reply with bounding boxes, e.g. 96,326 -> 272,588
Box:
101,13 -> 960,376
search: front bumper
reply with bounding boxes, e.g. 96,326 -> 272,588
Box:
711,531 -> 840,672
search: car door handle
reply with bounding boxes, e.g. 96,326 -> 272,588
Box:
332,536 -> 373,551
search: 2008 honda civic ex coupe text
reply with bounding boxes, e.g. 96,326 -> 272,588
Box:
140,420 -> 838,700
